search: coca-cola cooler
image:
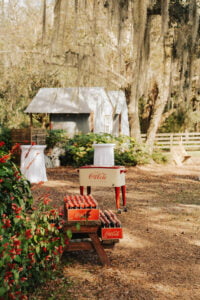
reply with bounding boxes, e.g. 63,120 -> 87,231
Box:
78,165 -> 127,212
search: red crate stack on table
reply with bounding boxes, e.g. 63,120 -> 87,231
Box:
64,194 -> 123,240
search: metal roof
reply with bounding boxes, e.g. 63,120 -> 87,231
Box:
24,87 -> 128,115
24,87 -> 107,114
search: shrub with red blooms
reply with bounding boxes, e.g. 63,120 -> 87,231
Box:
0,143 -> 68,299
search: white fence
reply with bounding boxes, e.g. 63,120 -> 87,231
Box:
141,132 -> 200,150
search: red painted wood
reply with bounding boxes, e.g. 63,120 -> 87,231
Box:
115,187 -> 121,210
121,185 -> 126,206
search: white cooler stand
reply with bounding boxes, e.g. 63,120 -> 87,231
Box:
20,145 -> 47,184
78,165 -> 127,212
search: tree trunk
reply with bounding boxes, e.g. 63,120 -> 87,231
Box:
51,0 -> 68,54
126,0 -> 150,142
146,100 -> 167,152
146,56 -> 172,153
42,0 -> 47,45
127,84 -> 141,142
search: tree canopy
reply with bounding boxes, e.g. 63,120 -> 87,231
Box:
0,0 -> 199,149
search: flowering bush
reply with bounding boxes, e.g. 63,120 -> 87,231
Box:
0,143 -> 68,299
62,133 -> 151,167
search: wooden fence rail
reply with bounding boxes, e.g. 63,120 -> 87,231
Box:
141,132 -> 200,150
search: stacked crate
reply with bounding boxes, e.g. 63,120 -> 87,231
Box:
64,194 -> 123,241
64,195 -> 99,221
99,210 -> 123,240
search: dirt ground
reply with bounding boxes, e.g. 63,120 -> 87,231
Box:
31,161 -> 200,300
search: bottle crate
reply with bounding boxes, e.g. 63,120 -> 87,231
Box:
100,210 -> 123,240
64,195 -> 99,221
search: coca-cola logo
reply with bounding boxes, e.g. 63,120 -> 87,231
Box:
89,172 -> 107,180
103,230 -> 122,239
73,210 -> 92,220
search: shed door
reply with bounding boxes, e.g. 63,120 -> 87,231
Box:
51,114 -> 90,137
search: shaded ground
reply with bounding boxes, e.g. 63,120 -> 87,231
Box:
31,162 -> 200,300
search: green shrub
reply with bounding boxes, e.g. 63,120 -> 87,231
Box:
0,144 -> 68,299
62,133 -> 151,167
0,126 -> 12,152
46,129 -> 68,149
151,150 -> 169,164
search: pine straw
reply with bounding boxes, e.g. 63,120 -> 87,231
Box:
30,163 -> 200,300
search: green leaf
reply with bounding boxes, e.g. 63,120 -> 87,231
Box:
34,235 -> 38,243
14,255 -> 22,263
0,287 -> 7,296
13,270 -> 19,281
76,223 -> 81,231
66,229 -> 72,239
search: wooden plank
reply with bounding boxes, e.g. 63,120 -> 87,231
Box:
63,225 -> 99,233
142,132 -> 200,150
65,241 -> 93,251
63,223 -> 111,266
89,232 -> 111,266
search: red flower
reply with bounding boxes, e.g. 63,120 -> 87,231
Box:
51,237 -> 60,242
15,248 -> 22,255
28,252 -> 35,263
15,215 -> 22,219
12,203 -> 22,214
49,209 -> 57,216
28,252 -> 34,259
57,245 -> 63,254
13,239 -> 21,247
20,295 -> 28,300
45,255 -> 51,261
43,197 -> 51,205
20,277 -> 27,282
14,171 -> 21,180
10,143 -> 20,154
56,225 -> 62,230
10,249 -> 16,255
2,218 -> 11,228
58,208 -> 64,216
35,228 -> 41,234
8,293 -> 16,300
0,141 -> 5,147
5,271 -> 13,279
0,154 -> 10,163
0,179 -> 3,183
25,229 -> 33,239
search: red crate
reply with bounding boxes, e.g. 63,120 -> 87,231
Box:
101,228 -> 123,240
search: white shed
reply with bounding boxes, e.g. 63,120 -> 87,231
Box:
24,87 -> 130,137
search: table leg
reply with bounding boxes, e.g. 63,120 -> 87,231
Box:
121,185 -> 126,205
87,186 -> 91,195
89,233 -> 110,266
80,186 -> 84,195
115,187 -> 121,211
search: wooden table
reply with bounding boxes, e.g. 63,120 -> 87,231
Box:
63,222 -> 117,266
